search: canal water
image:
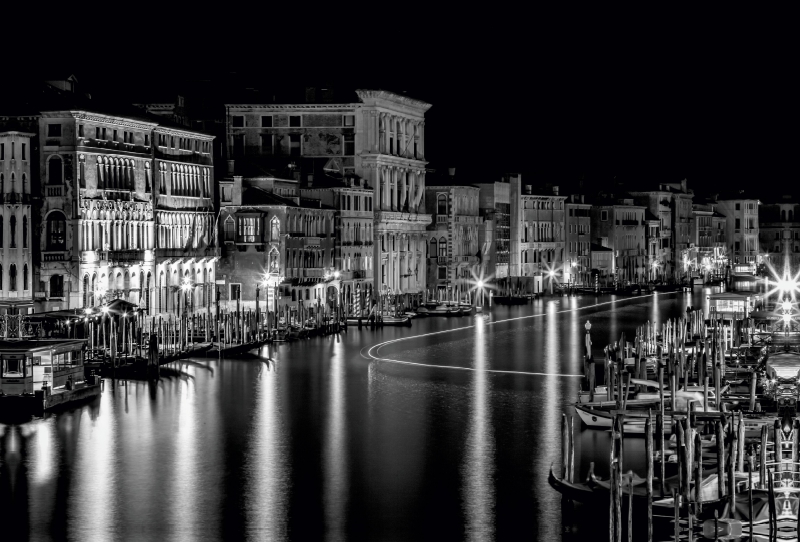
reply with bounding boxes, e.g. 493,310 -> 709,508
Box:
0,289 -> 713,541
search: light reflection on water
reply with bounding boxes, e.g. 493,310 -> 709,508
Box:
0,289 -> 717,540
462,316 -> 495,541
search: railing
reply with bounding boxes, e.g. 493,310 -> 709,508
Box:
437,256 -> 449,264
46,185 -> 64,197
436,215 -> 448,224
302,268 -> 324,278
237,235 -> 261,244
42,251 -> 67,261
352,270 -> 367,279
304,237 -> 321,246
108,250 -> 145,264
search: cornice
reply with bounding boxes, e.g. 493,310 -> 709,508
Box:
226,104 -> 359,112
56,111 -> 158,131
153,126 -> 215,140
355,90 -> 432,112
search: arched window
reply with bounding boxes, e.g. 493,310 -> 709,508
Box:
9,216 -> 16,248
437,194 -> 447,215
48,156 -> 63,185
429,237 -> 437,258
22,215 -> 27,248
47,212 -> 67,250
438,236 -> 447,258
0,264 -> 2,290
0,173 -> 3,194
146,272 -> 151,310
83,274 -> 90,307
50,274 -> 63,297
9,264 -> 17,291
91,274 -> 97,306
0,217 -> 3,248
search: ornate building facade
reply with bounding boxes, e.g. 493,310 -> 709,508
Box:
424,184 -> 482,301
0,132 -> 34,313
152,126 -> 216,318
38,110 -> 157,312
224,89 -> 431,310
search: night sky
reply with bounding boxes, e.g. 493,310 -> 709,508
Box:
11,15 -> 793,199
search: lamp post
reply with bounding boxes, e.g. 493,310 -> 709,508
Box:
181,277 -> 193,348
548,270 -> 555,296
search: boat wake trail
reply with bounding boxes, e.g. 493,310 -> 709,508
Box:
361,292 -> 678,377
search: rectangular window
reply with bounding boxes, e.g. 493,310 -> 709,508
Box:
145,134 -> 150,146
354,196 -> 360,211
735,241 -> 741,251
343,133 -> 355,155
261,116 -> 273,127
0,143 -> 3,160
102,128 -> 107,140
48,124 -> 62,137
232,116 -> 244,128
601,210 -> 608,221
229,283 -> 241,301
113,130 -> 118,142
289,134 -> 301,156
735,203 -> 740,210
170,137 -> 175,148
438,267 -> 447,279
95,127 -> 101,139
260,134 -> 273,155
21,144 -> 26,160
289,115 -> 301,127
78,124 -> 84,137
735,218 -> 741,230
344,115 -> 355,127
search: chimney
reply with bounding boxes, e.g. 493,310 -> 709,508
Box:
227,160 -> 235,175
307,174 -> 314,187
525,185 -> 532,195
581,194 -> 585,204
552,185 -> 559,196
448,167 -> 456,177
681,179 -> 687,193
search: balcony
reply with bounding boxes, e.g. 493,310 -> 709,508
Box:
304,237 -> 321,247
436,215 -> 448,224
105,250 -> 145,265
437,256 -> 450,264
156,247 -> 219,263
42,251 -> 68,262
100,188 -> 134,201
455,255 -> 479,264
46,185 -> 64,197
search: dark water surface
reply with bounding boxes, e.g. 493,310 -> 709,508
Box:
0,289 -> 713,541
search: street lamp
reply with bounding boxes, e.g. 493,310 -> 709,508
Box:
181,277 -> 193,346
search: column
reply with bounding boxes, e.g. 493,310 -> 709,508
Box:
419,121 -> 425,159
383,113 -> 390,154
399,169 -> 408,212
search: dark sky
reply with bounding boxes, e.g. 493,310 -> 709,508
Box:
12,13 -> 794,199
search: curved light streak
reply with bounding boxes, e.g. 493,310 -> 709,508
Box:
364,292 -> 677,377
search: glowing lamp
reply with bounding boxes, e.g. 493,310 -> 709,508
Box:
84,308 -> 93,315
783,300 -> 792,312
783,313 -> 791,324
476,280 -> 485,289
101,306 -> 109,314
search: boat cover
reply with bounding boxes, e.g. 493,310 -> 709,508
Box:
767,353 -> 800,379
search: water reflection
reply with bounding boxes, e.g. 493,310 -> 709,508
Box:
324,337 -> 348,541
461,317 -> 495,541
244,351 -> 290,539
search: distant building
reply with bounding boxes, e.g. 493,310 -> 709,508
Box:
224,89 -> 432,309
473,179 -> 510,281
216,176 -> 336,321
590,197 -> 646,283
300,178 -> 375,317
509,175 -> 566,293
0,131 -> 35,314
690,199 -> 727,278
715,193 -> 760,269
424,181 -> 482,301
590,243 -> 614,285
565,194 -> 591,285
629,179 -> 694,280
759,196 -> 800,274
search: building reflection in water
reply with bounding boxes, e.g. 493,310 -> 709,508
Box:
244,350 -> 290,538
324,337 -> 349,540
461,316 -> 495,541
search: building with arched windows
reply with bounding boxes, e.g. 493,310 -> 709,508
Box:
424,181 -> 483,302
224,89 -> 432,313
0,131 -> 34,314
152,125 -> 216,319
